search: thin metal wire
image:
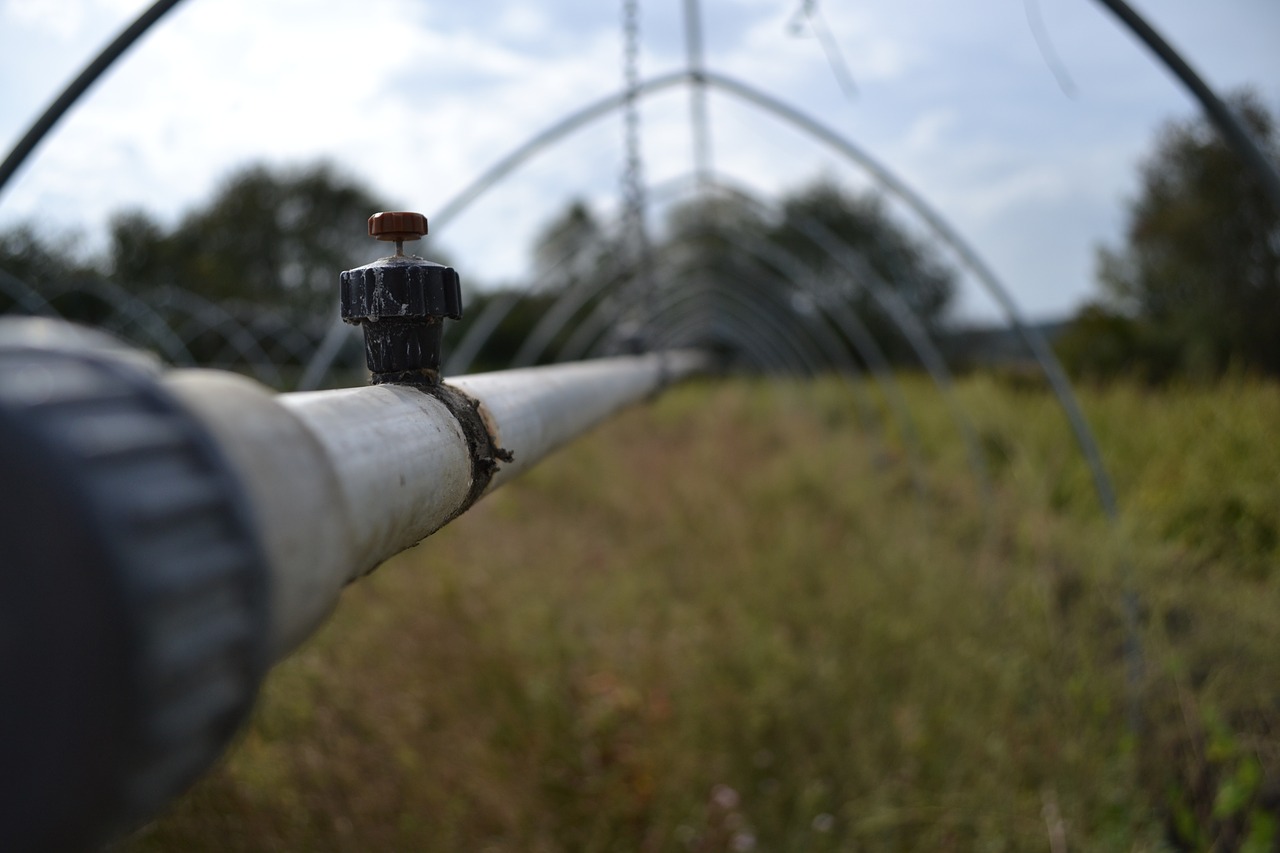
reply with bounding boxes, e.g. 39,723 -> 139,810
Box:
0,271 -> 194,367
1092,0 -> 1280,212
1023,0 -> 1077,98
790,0 -> 858,99
0,0 -> 187,199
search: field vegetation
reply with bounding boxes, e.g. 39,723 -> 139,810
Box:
125,373 -> 1280,851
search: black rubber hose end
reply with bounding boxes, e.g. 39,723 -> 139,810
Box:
0,320 -> 270,851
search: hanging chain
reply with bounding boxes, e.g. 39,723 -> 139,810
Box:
619,0 -> 655,348
621,0 -> 647,236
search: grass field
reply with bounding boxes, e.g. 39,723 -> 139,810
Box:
125,374 -> 1280,851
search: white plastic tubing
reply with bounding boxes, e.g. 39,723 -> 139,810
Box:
163,350 -> 708,662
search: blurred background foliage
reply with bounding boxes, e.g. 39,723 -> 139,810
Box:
2,81 -> 1280,851
1056,89 -> 1280,383
122,375 -> 1280,851
0,161 -> 958,376
3,91 -> 1277,383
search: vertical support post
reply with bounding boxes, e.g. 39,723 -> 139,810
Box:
682,0 -> 713,187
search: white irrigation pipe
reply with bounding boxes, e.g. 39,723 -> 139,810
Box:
165,348 -> 710,660
0,316 -> 709,850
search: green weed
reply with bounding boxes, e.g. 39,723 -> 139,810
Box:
126,375 -> 1279,851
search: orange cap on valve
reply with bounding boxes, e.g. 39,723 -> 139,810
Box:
368,211 -> 428,242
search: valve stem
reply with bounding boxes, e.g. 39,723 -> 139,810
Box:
339,212 -> 462,386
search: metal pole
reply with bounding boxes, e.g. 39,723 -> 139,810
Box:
682,0 -> 713,185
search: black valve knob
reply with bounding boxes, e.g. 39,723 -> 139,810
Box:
339,211 -> 462,386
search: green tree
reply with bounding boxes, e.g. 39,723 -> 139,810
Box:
1053,301 -> 1180,384
532,200 -> 606,289
0,223 -> 113,323
0,223 -> 98,286
1098,90 -> 1280,376
523,183 -> 957,367
109,162 -> 388,312
768,182 -> 955,362
106,209 -> 169,288
653,183 -> 955,365
1,162 -> 397,372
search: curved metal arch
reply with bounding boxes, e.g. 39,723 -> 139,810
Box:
663,251 -> 861,377
696,70 -> 1111,516
0,0 -> 1264,504
649,308 -> 785,375
448,220 -> 631,374
639,244 -> 922,490
1092,0 -> 1280,211
446,198 -> 781,375
515,176 -> 862,381
0,269 -> 198,366
0,0 -> 187,197
601,273 -> 827,375
656,307 -> 779,372
511,248 -> 629,369
556,257 -> 817,371
648,223 -> 898,421
0,268 -> 58,316
238,309 -> 323,368
453,170 -> 927,493
444,289 -> 522,375
664,193 -> 931,493
521,173 -> 940,495
36,277 -> 195,366
612,172 -> 990,502
420,66 -> 1113,517
773,203 -> 992,502
650,251 -> 867,379
302,67 -> 1018,390
147,288 -> 285,387
585,268 -> 819,374
655,309 -> 780,374
512,238 -> 849,374
575,171 -> 985,501
641,293 -> 808,376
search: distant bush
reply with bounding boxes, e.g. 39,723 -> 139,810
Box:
1096,89 -> 1280,378
1054,303 -> 1182,384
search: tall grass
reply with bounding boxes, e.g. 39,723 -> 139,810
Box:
126,375 -> 1280,851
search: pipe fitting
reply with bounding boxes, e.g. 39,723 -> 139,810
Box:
340,212 -> 462,386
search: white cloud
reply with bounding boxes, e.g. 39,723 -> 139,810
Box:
3,0 -> 89,38
1,0 -> 1278,319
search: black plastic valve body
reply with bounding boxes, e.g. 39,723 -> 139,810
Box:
339,255 -> 462,385
0,319 -> 270,851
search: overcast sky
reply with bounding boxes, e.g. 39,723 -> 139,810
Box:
1,0 -> 1277,322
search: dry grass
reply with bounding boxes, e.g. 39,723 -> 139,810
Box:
125,375 -> 1280,851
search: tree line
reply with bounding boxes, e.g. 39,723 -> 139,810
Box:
2,88 -> 1276,380
0,164 -> 958,374
1056,89 -> 1280,381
